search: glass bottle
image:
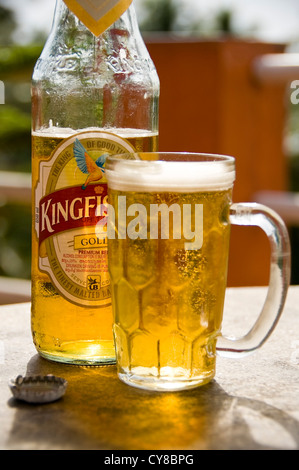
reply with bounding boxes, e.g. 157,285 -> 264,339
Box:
31,0 -> 160,365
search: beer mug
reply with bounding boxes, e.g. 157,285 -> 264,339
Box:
104,153 -> 290,391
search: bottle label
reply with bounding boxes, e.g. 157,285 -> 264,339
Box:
35,130 -> 135,307
63,0 -> 133,36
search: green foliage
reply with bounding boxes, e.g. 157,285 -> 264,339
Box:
0,6 -> 35,280
215,10 -> 233,34
0,203 -> 31,279
0,5 -> 17,46
0,44 -> 42,78
138,0 -> 237,35
0,109 -> 31,173
139,0 -> 178,32
0,103 -> 32,278
0,105 -> 31,138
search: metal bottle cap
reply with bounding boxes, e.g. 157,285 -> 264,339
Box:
9,375 -> 68,404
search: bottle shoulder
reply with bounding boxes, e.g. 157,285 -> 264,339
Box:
33,18 -> 159,86
33,45 -> 157,76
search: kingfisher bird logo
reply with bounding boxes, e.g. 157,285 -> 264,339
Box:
73,139 -> 108,190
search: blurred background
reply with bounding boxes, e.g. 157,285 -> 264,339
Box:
1,0 -> 299,300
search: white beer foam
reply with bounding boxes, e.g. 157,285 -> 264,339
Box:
106,158 -> 235,192
32,126 -> 157,139
33,128 -> 234,191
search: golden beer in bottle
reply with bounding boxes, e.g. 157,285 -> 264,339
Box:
31,0 -> 159,364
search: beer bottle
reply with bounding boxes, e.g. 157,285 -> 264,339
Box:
31,0 -> 160,365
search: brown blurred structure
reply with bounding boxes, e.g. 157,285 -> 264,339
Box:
146,38 -> 289,286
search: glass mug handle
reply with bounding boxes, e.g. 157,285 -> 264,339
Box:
217,202 -> 291,358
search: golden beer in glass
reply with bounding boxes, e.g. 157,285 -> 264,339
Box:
105,153 -> 290,391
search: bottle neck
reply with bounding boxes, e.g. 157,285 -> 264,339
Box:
32,0 -> 159,133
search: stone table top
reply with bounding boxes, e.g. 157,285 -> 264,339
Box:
0,286 -> 298,450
